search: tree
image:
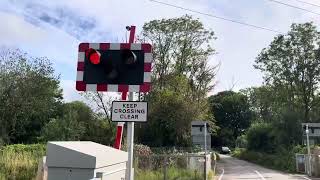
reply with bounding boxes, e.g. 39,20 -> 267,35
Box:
81,92 -> 117,121
0,48 -> 62,144
241,86 -> 277,123
135,15 -> 218,147
246,123 -> 276,153
254,23 -> 320,122
141,15 -> 218,102
41,101 -> 116,145
136,89 -> 204,147
41,110 -> 86,141
209,91 -> 252,147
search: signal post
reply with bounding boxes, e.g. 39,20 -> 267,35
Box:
75,26 -> 152,180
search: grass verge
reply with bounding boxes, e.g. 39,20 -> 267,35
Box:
135,167 -> 204,180
0,144 -> 45,180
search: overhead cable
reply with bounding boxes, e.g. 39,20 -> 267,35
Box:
149,0 -> 283,34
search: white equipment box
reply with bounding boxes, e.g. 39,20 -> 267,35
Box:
46,141 -> 128,180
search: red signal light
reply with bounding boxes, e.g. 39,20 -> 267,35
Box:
86,48 -> 101,65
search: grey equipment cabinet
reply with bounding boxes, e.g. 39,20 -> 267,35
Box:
46,141 -> 128,180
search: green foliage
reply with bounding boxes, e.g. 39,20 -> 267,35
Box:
272,109 -> 303,146
136,15 -> 218,148
137,90 -> 199,147
246,123 -> 275,153
233,146 -> 307,172
41,101 -> 116,145
142,15 -> 217,98
134,144 -> 153,157
0,144 -> 45,180
235,135 -> 248,148
0,49 -> 116,146
135,167 -> 203,180
0,48 -> 62,144
254,22 -> 320,122
241,86 -> 277,123
233,23 -> 320,167
41,111 -> 86,141
209,91 -> 252,147
81,116 -> 116,146
242,88 -> 304,149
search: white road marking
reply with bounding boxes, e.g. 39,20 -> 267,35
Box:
254,170 -> 266,180
303,177 -> 312,180
218,169 -> 224,180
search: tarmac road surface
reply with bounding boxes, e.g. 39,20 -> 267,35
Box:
216,154 -> 317,180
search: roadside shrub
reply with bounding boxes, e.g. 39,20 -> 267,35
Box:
134,144 -> 153,156
231,148 -> 245,157
0,138 -> 4,148
192,145 -> 202,153
174,156 -> 188,168
246,123 -> 276,153
233,145 -> 307,172
235,135 -> 247,148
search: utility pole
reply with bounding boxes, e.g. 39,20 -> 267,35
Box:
204,122 -> 207,180
306,124 -> 312,176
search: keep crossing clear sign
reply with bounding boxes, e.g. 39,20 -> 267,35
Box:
111,101 -> 148,122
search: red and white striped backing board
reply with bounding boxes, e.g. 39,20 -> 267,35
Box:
76,43 -> 152,92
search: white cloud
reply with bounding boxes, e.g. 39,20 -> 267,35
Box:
0,12 -> 47,46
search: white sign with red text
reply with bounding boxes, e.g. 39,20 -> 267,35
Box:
111,101 -> 148,122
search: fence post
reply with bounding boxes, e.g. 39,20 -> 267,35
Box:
163,155 -> 168,180
203,155 -> 206,180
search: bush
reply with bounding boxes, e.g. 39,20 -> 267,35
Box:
235,135 -> 247,148
246,123 -> 276,153
134,144 -> 153,156
137,89 -> 200,147
0,138 -> 4,148
0,144 -> 45,180
231,148 -> 245,157
232,146 -> 307,172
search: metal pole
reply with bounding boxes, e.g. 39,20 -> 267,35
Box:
204,122 -> 207,180
127,113 -> 134,180
306,124 -> 311,176
204,122 -> 207,154
126,25 -> 136,180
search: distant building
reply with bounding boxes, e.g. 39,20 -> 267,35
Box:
302,123 -> 320,145
191,121 -> 211,150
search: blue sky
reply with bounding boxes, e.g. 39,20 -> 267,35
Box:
0,0 -> 319,102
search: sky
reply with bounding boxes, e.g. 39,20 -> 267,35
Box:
0,0 -> 319,102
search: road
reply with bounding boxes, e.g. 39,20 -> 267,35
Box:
216,154 -> 314,180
